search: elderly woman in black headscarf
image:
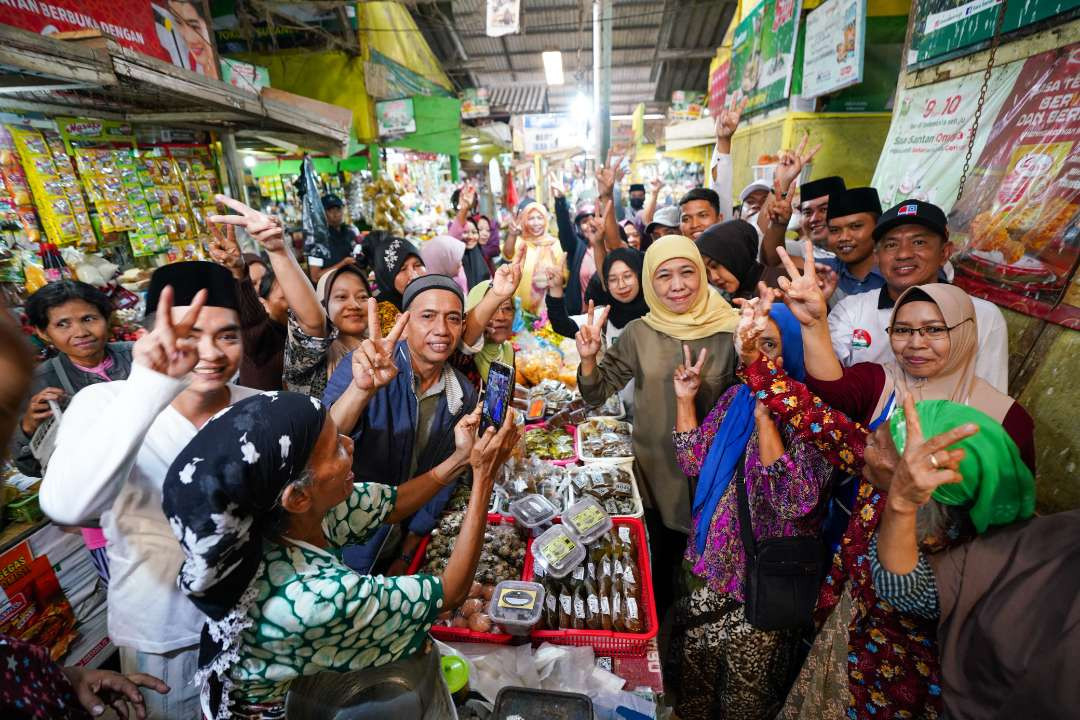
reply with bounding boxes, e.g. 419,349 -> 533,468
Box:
163,391 -> 520,719
696,220 -> 787,302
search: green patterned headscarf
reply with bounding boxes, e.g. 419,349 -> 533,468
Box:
889,399 -> 1034,533
465,280 -> 516,380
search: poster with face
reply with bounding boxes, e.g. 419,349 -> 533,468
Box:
153,1 -> 219,80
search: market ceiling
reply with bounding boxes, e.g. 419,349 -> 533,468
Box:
410,0 -> 735,116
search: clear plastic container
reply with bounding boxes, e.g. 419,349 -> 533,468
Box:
509,494 -> 558,536
562,496 -> 613,545
487,580 -> 545,636
531,524 -> 586,579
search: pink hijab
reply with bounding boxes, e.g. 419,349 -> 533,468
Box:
421,234 -> 468,293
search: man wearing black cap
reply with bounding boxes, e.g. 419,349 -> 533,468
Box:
828,199 -> 1008,391
794,175 -> 846,260
322,274 -> 480,575
40,260 -> 260,718
309,193 -> 360,282
822,186 -> 886,305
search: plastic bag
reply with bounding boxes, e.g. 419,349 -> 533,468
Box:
296,155 -> 329,265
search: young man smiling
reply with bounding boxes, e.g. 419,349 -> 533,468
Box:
822,186 -> 886,306
322,274 -> 484,575
40,260 -> 261,718
828,199 -> 1009,391
679,187 -> 723,241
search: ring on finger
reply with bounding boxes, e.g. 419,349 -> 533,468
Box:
929,452 -> 940,469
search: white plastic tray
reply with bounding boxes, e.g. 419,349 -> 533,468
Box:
575,418 -> 635,463
564,460 -> 643,519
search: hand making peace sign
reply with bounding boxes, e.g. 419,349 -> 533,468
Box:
206,220 -> 245,279
574,300 -> 611,363
776,239 -> 829,326
732,282 -> 778,367
350,298 -> 410,392
133,286 -> 207,378
773,133 -> 822,197
209,194 -> 286,253
673,344 -> 709,400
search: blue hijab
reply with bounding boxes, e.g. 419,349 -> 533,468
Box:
690,305 -> 806,555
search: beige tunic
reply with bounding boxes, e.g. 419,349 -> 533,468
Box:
578,318 -> 736,533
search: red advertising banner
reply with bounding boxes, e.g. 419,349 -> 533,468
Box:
708,58 -> 731,116
949,43 -> 1080,328
0,0 -> 219,80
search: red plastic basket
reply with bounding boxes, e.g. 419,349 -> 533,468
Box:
408,514 -> 534,645
523,422 -> 579,466
527,517 -> 659,657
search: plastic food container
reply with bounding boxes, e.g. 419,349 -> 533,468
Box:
531,524 -> 585,579
487,580 -> 545,636
509,494 -> 558,535
492,686 -> 593,720
562,497 -> 613,545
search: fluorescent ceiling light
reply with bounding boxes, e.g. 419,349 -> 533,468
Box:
541,51 -> 564,86
243,155 -> 256,168
570,92 -> 592,118
472,153 -> 484,163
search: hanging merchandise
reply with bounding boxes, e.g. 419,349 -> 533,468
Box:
75,148 -> 160,256
487,0 -> 521,38
297,155 -> 330,263
362,176 -> 406,233
7,126 -> 94,248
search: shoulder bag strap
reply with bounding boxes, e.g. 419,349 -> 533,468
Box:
733,450 -> 757,560
50,355 -> 77,395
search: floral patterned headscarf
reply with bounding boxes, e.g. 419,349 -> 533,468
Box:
163,391 -> 327,719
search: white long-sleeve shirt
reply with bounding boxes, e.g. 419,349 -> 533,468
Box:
40,364 -> 260,653
827,287 -> 1009,392
710,150 -> 734,222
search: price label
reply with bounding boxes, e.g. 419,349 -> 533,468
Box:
540,534 -> 578,567
626,597 -> 639,620
588,596 -> 599,614
570,505 -> 606,534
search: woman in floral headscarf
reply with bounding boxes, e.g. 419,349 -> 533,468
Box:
510,202 -> 565,315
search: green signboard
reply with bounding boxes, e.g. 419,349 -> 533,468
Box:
727,0 -> 804,114
908,0 -> 1080,68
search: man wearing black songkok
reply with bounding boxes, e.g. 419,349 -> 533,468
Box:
796,175 -> 846,259
822,186 -> 886,305
39,257 -> 264,719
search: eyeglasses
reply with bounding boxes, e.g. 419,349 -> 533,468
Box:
887,318 -> 971,339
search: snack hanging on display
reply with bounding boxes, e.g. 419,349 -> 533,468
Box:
361,176 -> 406,232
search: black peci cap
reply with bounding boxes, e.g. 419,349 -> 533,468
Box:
146,261 -> 239,314
799,176 -> 846,203
826,187 -> 882,221
873,199 -> 949,241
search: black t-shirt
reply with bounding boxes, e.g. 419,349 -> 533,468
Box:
325,223 -> 359,266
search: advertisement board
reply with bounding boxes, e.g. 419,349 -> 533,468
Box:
376,98 -> 417,138
461,88 -> 491,119
708,57 -> 731,116
908,0 -> 1080,67
802,0 -> 866,99
670,91 -> 707,122
0,0 -> 220,79
727,0 -> 804,114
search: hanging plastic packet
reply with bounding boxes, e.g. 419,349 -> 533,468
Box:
295,155 -> 329,266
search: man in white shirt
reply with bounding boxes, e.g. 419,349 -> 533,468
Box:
828,199 -> 1009,391
41,260 -> 260,718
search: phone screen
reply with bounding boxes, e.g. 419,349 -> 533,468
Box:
482,361 -> 514,432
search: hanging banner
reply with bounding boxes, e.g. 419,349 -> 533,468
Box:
376,98 -> 417,138
669,91 -> 707,122
708,57 -> 731,116
727,0 -> 804,114
220,58 -> 270,93
871,61 -> 1021,212
487,0 -> 521,37
518,114 -> 585,154
461,88 -> 491,119
802,0 -> 866,99
908,0 -> 1080,68
948,44 -> 1080,327
0,0 -> 220,79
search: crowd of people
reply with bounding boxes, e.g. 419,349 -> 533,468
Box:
2,101 -> 1075,720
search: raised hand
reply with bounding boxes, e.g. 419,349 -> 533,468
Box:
209,194 -> 285,253
206,221 -> 245,279
350,298 -> 409,392
547,170 -> 566,199
886,393 -> 978,515
491,258 -> 523,299
574,300 -> 610,362
766,174 -> 794,226
715,97 -> 749,142
649,177 -> 665,195
132,286 -> 206,378
595,148 -> 626,198
777,239 -> 828,326
732,283 -> 777,366
460,184 -> 477,210
815,262 -> 839,302
673,344 -> 708,399
773,133 -> 822,195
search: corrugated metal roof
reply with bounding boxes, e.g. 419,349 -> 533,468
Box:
488,84 -> 548,114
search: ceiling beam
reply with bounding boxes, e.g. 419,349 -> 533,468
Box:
499,36 -> 516,82
455,46 -> 716,60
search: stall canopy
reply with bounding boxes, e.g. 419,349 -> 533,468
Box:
0,25 -> 352,157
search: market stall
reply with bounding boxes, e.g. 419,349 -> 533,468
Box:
0,22 -> 353,673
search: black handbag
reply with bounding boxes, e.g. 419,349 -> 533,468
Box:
734,462 -> 823,631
